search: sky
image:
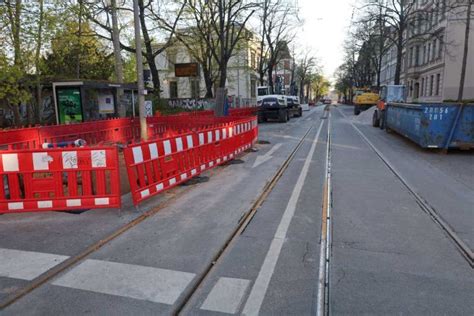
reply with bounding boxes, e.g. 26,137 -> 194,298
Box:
296,0 -> 357,82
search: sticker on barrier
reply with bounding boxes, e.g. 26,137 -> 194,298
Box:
0,146 -> 121,213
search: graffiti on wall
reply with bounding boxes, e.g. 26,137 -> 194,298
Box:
167,98 -> 215,110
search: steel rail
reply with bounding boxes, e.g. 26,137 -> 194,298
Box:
337,107 -> 473,268
174,117 -> 324,315
317,109 -> 332,316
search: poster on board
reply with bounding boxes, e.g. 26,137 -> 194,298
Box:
57,88 -> 83,124
98,93 -> 115,114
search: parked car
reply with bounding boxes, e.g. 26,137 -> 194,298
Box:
323,98 -> 332,105
286,96 -> 303,117
301,103 -> 310,111
258,95 -> 290,123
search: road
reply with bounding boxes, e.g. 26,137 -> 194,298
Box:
0,105 -> 473,315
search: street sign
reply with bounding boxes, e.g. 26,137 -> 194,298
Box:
175,63 -> 199,77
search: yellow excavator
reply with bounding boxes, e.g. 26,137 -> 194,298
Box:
352,88 -> 380,115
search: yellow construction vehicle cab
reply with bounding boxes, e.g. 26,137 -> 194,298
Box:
352,88 -> 379,115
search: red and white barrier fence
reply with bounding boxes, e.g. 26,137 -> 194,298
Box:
124,116 -> 258,206
0,146 -> 121,213
0,113 -> 258,213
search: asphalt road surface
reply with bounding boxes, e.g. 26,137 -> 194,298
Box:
1,105 -> 472,315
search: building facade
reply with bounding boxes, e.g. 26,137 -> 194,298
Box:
155,32 -> 260,106
379,0 -> 474,102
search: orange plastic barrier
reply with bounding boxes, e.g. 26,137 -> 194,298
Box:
0,146 -> 121,213
124,116 -> 258,205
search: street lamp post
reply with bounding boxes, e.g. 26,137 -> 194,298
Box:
133,0 -> 148,141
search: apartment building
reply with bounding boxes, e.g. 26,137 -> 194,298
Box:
379,0 -> 474,102
155,31 -> 260,104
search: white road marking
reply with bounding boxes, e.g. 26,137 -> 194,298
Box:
252,143 -> 282,168
242,120 -> 324,316
0,248 -> 69,280
200,277 -> 250,314
52,259 -> 195,305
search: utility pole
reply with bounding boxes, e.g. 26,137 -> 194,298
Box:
133,0 -> 147,140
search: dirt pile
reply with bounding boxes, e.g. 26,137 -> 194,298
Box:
353,106 -> 376,125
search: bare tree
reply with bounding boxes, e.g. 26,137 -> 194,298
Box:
177,3 -> 221,98
296,51 -> 316,102
186,0 -> 257,89
363,0 -> 440,85
354,5 -> 392,88
84,0 -> 186,97
256,0 -> 298,92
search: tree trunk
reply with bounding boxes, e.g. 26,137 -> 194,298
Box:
299,76 -> 305,100
218,64 -> 227,88
267,67 -> 274,93
111,0 -> 125,117
33,0 -> 45,125
12,104 -> 21,127
203,67 -> 214,98
394,33 -> 403,85
13,0 -> 22,68
306,83 -> 310,102
458,0 -> 472,102
77,0 -> 83,78
138,0 -> 161,97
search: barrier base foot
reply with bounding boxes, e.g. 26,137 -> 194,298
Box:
223,159 -> 245,165
245,147 -> 258,153
257,140 -> 271,145
180,176 -> 209,186
62,209 -> 89,215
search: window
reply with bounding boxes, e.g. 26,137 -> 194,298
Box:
427,43 -> 431,62
169,81 -> 178,98
250,52 -> 256,69
421,78 -> 425,96
441,0 -> 446,20
436,73 -> 441,96
409,47 -> 414,67
250,79 -> 256,98
430,75 -> 434,96
167,51 -> 177,70
423,45 -> 426,64
438,35 -> 444,58
190,79 -> 199,98
415,46 -> 420,65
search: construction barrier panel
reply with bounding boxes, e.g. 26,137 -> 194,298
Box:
0,146 -> 121,213
124,116 -> 258,206
0,107 -> 259,149
39,118 -> 137,145
0,127 -> 42,150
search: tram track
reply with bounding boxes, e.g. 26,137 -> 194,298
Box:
336,107 -> 473,268
174,117 -> 324,314
317,110 -> 332,316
